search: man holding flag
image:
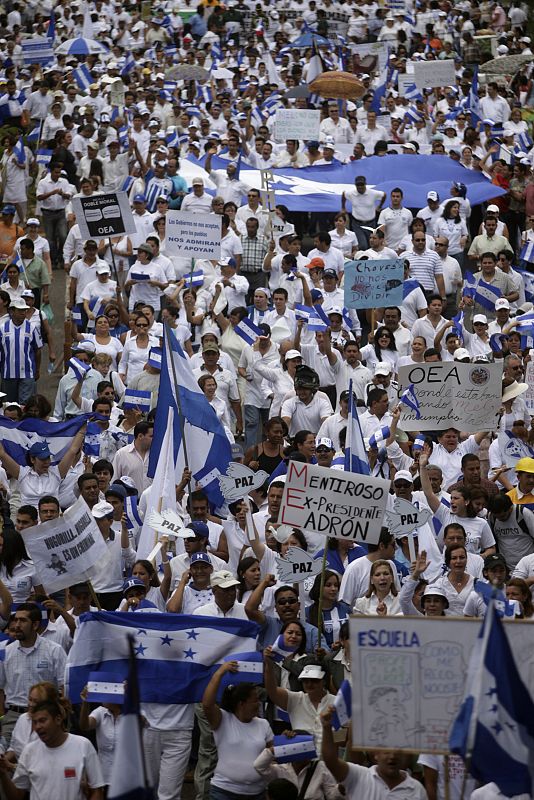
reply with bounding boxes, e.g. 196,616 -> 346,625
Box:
462,251 -> 518,324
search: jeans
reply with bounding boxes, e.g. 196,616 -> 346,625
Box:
351,217 -> 376,249
244,405 -> 269,451
1,378 -> 36,404
210,787 -> 265,800
144,727 -> 193,800
42,208 -> 68,269
194,704 -> 218,800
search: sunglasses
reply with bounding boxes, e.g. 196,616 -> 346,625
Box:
277,597 -> 298,606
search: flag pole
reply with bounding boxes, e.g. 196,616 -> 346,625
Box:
315,546 -> 329,651
126,634 -> 151,793
87,579 -> 102,611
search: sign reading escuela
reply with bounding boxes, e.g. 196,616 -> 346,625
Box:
164,211 -> 221,259
280,462 -> 389,545
398,362 -> 503,432
72,191 -> 137,241
344,258 -> 404,309
22,497 -> 110,593
273,110 -> 321,142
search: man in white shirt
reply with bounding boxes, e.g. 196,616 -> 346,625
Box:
319,103 -> 353,143
205,149 -> 250,205
479,81 -> 511,124
307,233 -> 345,277
377,188 -> 413,251
429,428 -> 488,488
356,111 -> 388,155
238,326 -> 279,450
342,175 -> 386,249
416,191 -> 442,237
281,365 -> 333,436
181,178 -> 213,213
434,236 -> 463,318
411,295 -> 448,348
359,387 -> 393,440
401,231 -> 445,297
334,340 -> 373,401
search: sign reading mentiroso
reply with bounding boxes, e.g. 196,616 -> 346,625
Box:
280,462 -> 389,544
164,211 -> 222,258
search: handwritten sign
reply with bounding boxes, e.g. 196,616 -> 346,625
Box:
22,498 -> 109,593
344,258 -> 404,309
349,616 -> 533,753
398,362 -> 503,432
280,462 -> 389,545
164,211 -> 221,259
218,463 -> 269,502
412,60 -> 456,90
273,110 -> 321,142
275,546 -> 323,583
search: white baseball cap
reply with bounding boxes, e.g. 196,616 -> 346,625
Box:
473,314 -> 488,324
375,361 -> 392,376
393,470 -> 414,484
315,437 -> 334,450
210,570 -> 240,589
495,298 -> 510,310
299,665 -> 325,680
454,347 -> 471,361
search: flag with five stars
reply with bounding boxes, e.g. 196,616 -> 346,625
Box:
449,602 -> 534,797
65,611 -> 259,705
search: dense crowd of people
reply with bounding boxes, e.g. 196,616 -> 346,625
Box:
0,0 -> 530,798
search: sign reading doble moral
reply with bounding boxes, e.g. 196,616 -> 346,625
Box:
398,362 -> 503,432
72,191 -> 136,240
280,462 -> 389,544
164,211 -> 221,259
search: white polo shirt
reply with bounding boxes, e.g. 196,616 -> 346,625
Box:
343,764 -> 428,800
281,391 -> 333,436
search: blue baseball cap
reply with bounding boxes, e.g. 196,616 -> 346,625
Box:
28,441 -> 52,459
133,194 -> 146,203
2,205 -> 15,215
123,578 -> 145,595
310,289 -> 323,302
190,552 -> 212,566
189,521 -> 209,539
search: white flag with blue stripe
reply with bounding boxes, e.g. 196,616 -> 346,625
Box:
344,380 -> 370,475
449,602 -> 534,797
0,415 -> 89,465
400,384 -> 421,419
123,389 -> 152,413
73,64 -> 93,92
332,679 -> 352,730
368,426 -> 390,448
67,357 -> 90,382
520,242 -> 534,264
272,734 -> 317,763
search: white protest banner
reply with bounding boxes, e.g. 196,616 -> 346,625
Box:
524,360 -> 534,413
280,462 -> 389,545
164,211 -> 221,259
108,78 -> 126,108
344,258 -> 404,309
72,191 -> 136,241
21,36 -> 54,65
413,60 -> 456,90
351,41 -> 389,72
275,547 -> 323,583
218,463 -> 269,502
398,362 -> 502,432
22,498 -> 109,593
349,616 -> 532,753
273,110 -> 321,142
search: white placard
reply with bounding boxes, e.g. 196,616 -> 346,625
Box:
164,211 -> 221,259
384,498 -> 432,537
397,73 -> 417,96
21,36 -> 54,65
218,463 -> 269,502
413,60 -> 457,89
524,360 -> 534,413
279,462 -> 389,545
398,362 -> 503,432
273,110 -> 321,142
275,546 -> 323,584
22,498 -> 109,593
109,78 -> 125,108
350,616 -> 533,753
72,191 -> 137,241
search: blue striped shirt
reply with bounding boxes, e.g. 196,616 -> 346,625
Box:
0,319 -> 42,379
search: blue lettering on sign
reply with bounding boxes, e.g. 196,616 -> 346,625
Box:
357,629 -> 420,647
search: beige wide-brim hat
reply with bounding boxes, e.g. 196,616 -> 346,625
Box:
502,380 -> 529,403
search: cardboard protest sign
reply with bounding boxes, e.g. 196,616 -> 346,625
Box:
275,547 -> 323,583
21,36 -> 54,65
280,462 -> 389,545
344,259 -> 404,309
413,60 -> 456,89
349,616 -> 533,753
164,211 -> 221,259
22,498 -> 109,593
398,362 -> 502,432
72,191 -> 136,241
274,110 -> 321,142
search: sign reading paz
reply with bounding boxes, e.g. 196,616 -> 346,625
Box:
385,498 -> 432,537
72,191 -> 137,241
275,547 -> 323,583
218,463 -> 269,502
164,211 -> 221,259
398,362 -> 503,432
280,462 -> 389,544
344,259 -> 404,309
22,498 -> 109,593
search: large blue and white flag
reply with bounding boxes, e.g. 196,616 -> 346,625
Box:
449,603 -> 534,797
399,384 -> 421,419
13,136 -> 25,165
344,379 -> 370,475
520,242 -> 534,264
83,422 -> 101,458
272,734 -> 317,764
108,638 -> 154,800
332,679 -> 352,730
235,317 -> 263,346
0,415 -> 88,465
474,580 -> 518,618
473,277 -> 502,311
148,326 -> 232,510
36,148 -> 53,167
66,611 -> 259,704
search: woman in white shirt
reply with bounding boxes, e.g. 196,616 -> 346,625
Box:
435,201 -> 468,260
79,316 -> 124,371
360,326 -> 398,374
353,559 -> 402,616
434,544 -> 475,616
118,313 -> 151,384
202,662 -> 272,799
0,528 -> 43,604
0,263 -> 25,303
396,335 -> 426,369
329,213 -> 358,258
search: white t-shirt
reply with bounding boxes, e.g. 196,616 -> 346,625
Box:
343,763 -> 427,800
88,706 -> 119,785
212,709 -> 272,794
13,734 -> 104,800
0,560 -> 39,603
434,504 -> 495,554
